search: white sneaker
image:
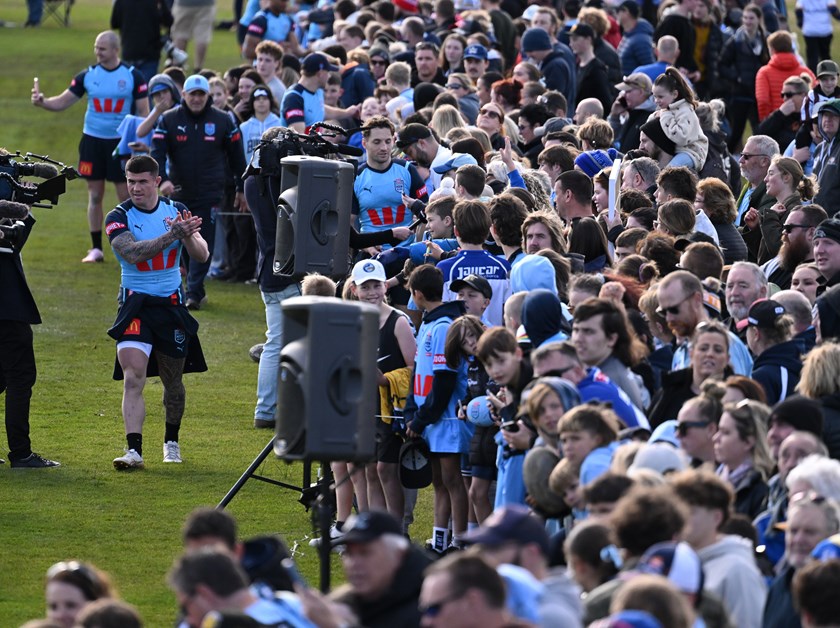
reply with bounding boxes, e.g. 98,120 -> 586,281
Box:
113,449 -> 144,470
163,441 -> 182,463
308,523 -> 344,547
82,248 -> 104,263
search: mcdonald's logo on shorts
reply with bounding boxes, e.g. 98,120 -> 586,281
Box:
125,318 -> 142,336
79,161 -> 93,176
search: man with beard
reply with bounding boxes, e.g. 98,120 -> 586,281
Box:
656,270 -> 753,375
637,126 -> 673,169
398,124 -> 451,195
761,205 -> 828,289
737,135 -> 780,261
725,261 -> 768,331
522,210 -> 567,255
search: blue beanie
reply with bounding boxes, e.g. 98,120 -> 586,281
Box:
574,149 -> 618,177
521,28 -> 553,53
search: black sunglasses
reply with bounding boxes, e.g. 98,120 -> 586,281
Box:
370,59 -> 387,66
781,91 -> 802,99
420,593 -> 462,617
656,293 -> 692,316
677,420 -> 710,436
782,223 -> 812,233
446,83 -> 465,90
740,153 -> 768,160
479,108 -> 501,120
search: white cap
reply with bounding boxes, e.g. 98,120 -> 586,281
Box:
351,259 -> 386,284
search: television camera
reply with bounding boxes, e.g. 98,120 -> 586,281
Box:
0,151 -> 78,253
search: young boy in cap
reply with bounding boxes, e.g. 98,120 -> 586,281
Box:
451,274 -> 493,326
405,264 -> 472,553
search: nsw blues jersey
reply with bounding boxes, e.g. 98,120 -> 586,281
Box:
69,62 -> 147,139
280,83 -> 324,129
105,198 -> 187,297
438,249 -> 511,327
413,315 -> 466,421
246,9 -> 294,43
352,159 -> 428,234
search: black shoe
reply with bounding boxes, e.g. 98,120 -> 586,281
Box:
186,296 -> 207,311
10,452 -> 60,468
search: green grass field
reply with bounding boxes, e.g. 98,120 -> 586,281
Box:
0,0 -> 838,624
0,2 -> 416,624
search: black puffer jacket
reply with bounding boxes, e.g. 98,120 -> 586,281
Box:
719,26 -> 770,98
818,392 -> 840,460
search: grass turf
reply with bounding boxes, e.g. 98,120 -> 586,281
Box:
0,2 -> 434,624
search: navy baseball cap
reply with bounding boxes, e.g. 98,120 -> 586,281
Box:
302,53 -> 339,74
464,44 -> 488,60
462,504 -> 550,556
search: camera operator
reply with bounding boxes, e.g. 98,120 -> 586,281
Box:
0,207 -> 60,468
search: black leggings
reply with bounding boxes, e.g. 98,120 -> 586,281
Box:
804,35 -> 833,73
728,97 -> 760,153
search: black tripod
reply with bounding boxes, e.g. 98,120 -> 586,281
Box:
217,436 -> 337,592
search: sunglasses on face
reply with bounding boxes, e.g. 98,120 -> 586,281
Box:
677,420 -> 710,437
656,293 -> 692,316
446,83 -> 465,90
782,223 -> 812,233
479,108 -> 501,120
740,153 -> 768,161
781,91 -> 802,99
419,593 -> 462,617
370,59 -> 387,66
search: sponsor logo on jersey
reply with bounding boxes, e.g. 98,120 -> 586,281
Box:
205,123 -> 215,135
176,135 -> 188,142
433,354 -> 446,365
174,329 -> 185,345
177,125 -> 187,133
394,178 -> 404,194
285,108 -> 304,119
125,318 -> 142,336
105,221 -> 126,235
416,184 -> 427,198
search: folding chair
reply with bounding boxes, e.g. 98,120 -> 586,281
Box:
43,0 -> 72,26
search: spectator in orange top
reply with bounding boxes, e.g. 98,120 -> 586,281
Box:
755,31 -> 815,121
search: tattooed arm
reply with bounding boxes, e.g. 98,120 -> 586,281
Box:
111,212 -> 205,264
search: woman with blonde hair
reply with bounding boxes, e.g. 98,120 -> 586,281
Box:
475,102 -> 507,150
444,72 -> 480,124
430,104 -> 466,138
714,399 -> 774,518
798,342 -> 840,458
765,155 -> 818,211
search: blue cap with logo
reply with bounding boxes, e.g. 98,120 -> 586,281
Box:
464,44 -> 488,60
183,74 -> 210,93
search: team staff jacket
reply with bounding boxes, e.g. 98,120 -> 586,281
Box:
152,102 -> 246,205
69,62 -> 148,139
352,159 -> 428,235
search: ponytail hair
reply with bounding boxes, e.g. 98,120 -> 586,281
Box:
654,67 -> 697,108
772,155 -> 818,201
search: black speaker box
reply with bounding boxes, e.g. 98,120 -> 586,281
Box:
274,296 -> 379,462
273,156 -> 354,280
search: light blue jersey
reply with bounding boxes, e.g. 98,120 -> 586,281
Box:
105,197 -> 186,297
69,63 -> 147,139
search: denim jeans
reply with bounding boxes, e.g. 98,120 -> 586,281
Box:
185,203 -> 216,301
255,283 -> 302,421
26,0 -> 43,24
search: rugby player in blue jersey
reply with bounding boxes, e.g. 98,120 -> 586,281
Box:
105,155 -> 208,470
32,31 -> 149,264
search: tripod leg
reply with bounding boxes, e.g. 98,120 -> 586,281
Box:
217,437 -> 275,509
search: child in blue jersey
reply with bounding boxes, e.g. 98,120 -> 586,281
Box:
405,264 -> 472,553
558,405 -> 621,488
444,315 -> 497,524
476,327 -> 535,510
437,200 -> 511,327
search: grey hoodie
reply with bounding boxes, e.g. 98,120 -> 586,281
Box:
541,567 -> 583,628
697,534 -> 767,628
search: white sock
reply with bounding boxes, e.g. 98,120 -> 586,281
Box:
433,526 -> 450,551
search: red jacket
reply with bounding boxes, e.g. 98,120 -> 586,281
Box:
755,52 -> 815,120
